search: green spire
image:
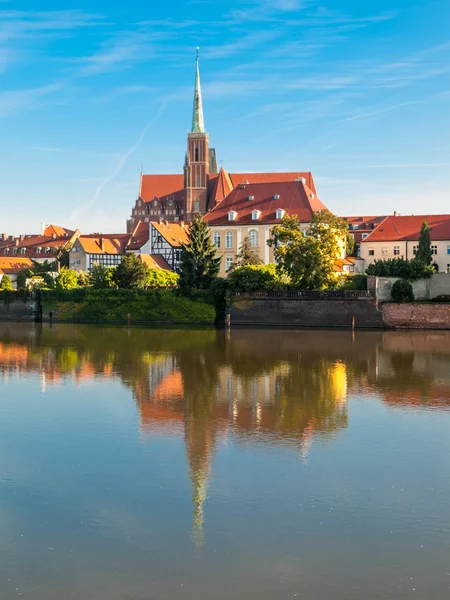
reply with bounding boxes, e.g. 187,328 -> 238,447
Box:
191,49 -> 205,134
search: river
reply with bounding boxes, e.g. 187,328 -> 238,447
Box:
1,323 -> 450,599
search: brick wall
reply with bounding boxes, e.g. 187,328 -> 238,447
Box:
382,303 -> 450,329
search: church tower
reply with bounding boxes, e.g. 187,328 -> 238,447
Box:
184,51 -> 210,221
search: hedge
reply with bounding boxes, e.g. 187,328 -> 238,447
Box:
40,288 -> 216,324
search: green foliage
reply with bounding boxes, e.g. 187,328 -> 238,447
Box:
233,236 -> 263,268
16,260 -> 58,290
56,267 -> 79,290
366,257 -> 433,280
178,217 -> 221,291
146,268 -> 179,288
227,264 -> 288,293
340,274 -> 367,291
77,271 -> 89,288
0,275 -> 13,290
88,263 -> 116,289
432,295 -> 450,303
346,231 -> 356,256
112,254 -> 149,289
268,211 -> 347,290
391,279 -> 414,303
40,289 -> 215,324
207,277 -> 229,319
415,220 -> 432,265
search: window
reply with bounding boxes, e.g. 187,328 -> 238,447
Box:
196,175 -> 201,188
447,265 -> 450,273
251,210 -> 261,220
226,231 -> 233,249
362,233 -> 368,240
213,232 -> 220,248
431,245 -> 438,255
194,200 -> 200,213
447,246 -> 450,255
13,248 -> 18,255
353,225 -> 359,230
413,246 -> 418,255
4,248 -> 9,254
21,248 -> 27,255
225,256 -> 234,272
276,209 -> 285,220
90,254 -> 123,267
394,246 -> 400,256
228,211 -> 237,221
195,145 -> 199,162
369,248 -> 375,256
45,247 -> 51,254
249,230 -> 258,248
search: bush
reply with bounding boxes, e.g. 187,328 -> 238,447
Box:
340,274 -> 367,291
0,275 -> 13,290
366,258 -> 433,280
391,279 -> 414,303
227,265 -> 288,293
431,295 -> 450,303
146,268 -> 179,288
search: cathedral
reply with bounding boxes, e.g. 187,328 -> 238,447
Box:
127,55 -> 318,232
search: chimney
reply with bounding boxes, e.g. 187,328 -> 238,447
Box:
41,222 -> 46,235
99,237 -> 104,251
52,233 -> 56,240
19,235 -> 25,243
15,238 -> 20,246
1,234 -> 5,241
165,219 -> 169,226
393,211 -> 398,217
9,235 -> 13,241
180,221 -> 185,228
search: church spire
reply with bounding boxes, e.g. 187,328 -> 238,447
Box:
191,48 -> 205,134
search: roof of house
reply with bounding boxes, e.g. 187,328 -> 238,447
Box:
140,174 -> 185,203
139,254 -> 172,270
363,214 -> 450,243
151,221 -> 189,247
0,230 -> 78,259
203,180 -> 327,226
127,221 -> 149,250
0,257 -> 34,274
334,257 -> 355,272
209,168 -> 234,206
228,172 -> 317,195
43,224 -> 74,237
341,216 -> 387,229
78,234 -> 131,255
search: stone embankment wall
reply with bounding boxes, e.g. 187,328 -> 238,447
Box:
382,304 -> 450,330
369,273 -> 450,301
230,297 -> 385,328
0,299 -> 38,321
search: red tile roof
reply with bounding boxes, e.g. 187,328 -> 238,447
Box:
364,214 -> 450,243
229,172 -> 317,195
151,222 -> 189,246
140,174 -> 184,203
0,231 -> 78,259
78,234 -> 131,255
127,221 -> 149,250
203,180 -> 327,226
139,254 -> 171,270
43,224 -> 74,237
0,257 -> 34,274
209,168 -> 234,207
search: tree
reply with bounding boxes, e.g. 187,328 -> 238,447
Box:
366,257 -> 433,280
268,211 -> 347,290
112,253 -> 149,289
415,220 -> 432,265
0,275 -> 13,290
391,279 -> 414,303
88,264 -> 115,289
56,267 -> 79,290
233,236 -> 263,268
346,231 -> 356,257
146,268 -> 179,288
178,217 -> 221,291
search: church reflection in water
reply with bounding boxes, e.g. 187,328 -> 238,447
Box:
2,324 -> 450,544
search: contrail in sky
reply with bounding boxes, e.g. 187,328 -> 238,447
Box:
70,101 -> 167,223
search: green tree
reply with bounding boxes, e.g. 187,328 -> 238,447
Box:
88,264 -> 115,289
346,231 -> 356,256
268,211 -> 347,290
415,220 -> 432,265
112,253 -> 149,289
227,265 -> 288,293
56,267 -> 79,290
233,236 -> 263,268
146,268 -> 179,288
178,217 -> 221,291
366,257 -> 433,280
77,271 -> 90,288
0,275 -> 13,290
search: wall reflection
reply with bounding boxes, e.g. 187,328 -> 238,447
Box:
2,324 -> 450,544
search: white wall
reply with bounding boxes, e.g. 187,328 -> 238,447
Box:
374,273 -> 450,301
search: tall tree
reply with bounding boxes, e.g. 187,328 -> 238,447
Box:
178,217 -> 221,291
0,275 -> 13,290
56,267 -> 79,290
415,220 -> 432,265
268,211 -> 347,290
233,236 -> 263,268
112,254 -> 149,289
89,263 -> 115,289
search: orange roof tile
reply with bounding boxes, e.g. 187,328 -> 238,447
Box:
0,257 -> 34,273
43,224 -> 74,237
151,222 -> 189,246
79,234 -> 131,255
128,221 -> 149,250
229,172 -> 317,195
139,254 -> 172,270
364,214 -> 450,243
140,174 -> 185,203
203,180 -> 327,226
209,168 -> 234,207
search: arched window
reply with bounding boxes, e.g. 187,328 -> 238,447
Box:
249,230 -> 258,248
213,232 -> 221,248
194,200 -> 200,213
195,145 -> 199,162
226,231 -> 233,249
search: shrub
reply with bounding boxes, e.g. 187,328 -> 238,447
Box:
340,274 -> 367,291
431,295 -> 450,303
391,279 -> 414,303
56,267 -> 79,290
0,275 -> 13,290
366,258 -> 433,280
146,268 -> 179,288
227,264 -> 287,293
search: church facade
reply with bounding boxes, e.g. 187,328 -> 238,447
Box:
127,56 -> 327,236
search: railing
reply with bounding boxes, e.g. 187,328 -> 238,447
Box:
232,290 -> 372,300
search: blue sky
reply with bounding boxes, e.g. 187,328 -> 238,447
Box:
0,0 -> 449,234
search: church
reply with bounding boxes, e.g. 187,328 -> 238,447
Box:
127,55 -> 323,234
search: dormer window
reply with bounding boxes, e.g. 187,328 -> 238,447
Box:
353,225 -> 359,230
251,210 -> 261,221
37,247 -> 42,254
228,210 -> 238,221
248,195 -> 254,201
276,209 -> 285,220
13,248 -> 18,255
21,248 -> 26,255
45,247 -> 51,254
4,248 -> 9,254
274,194 -> 280,200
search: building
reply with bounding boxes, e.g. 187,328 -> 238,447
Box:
70,234 -> 133,272
139,221 -> 189,271
0,225 -> 79,264
127,55 -> 322,236
361,214 -> 450,271
342,216 -> 387,256
0,257 -> 34,289
203,178 -> 334,276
